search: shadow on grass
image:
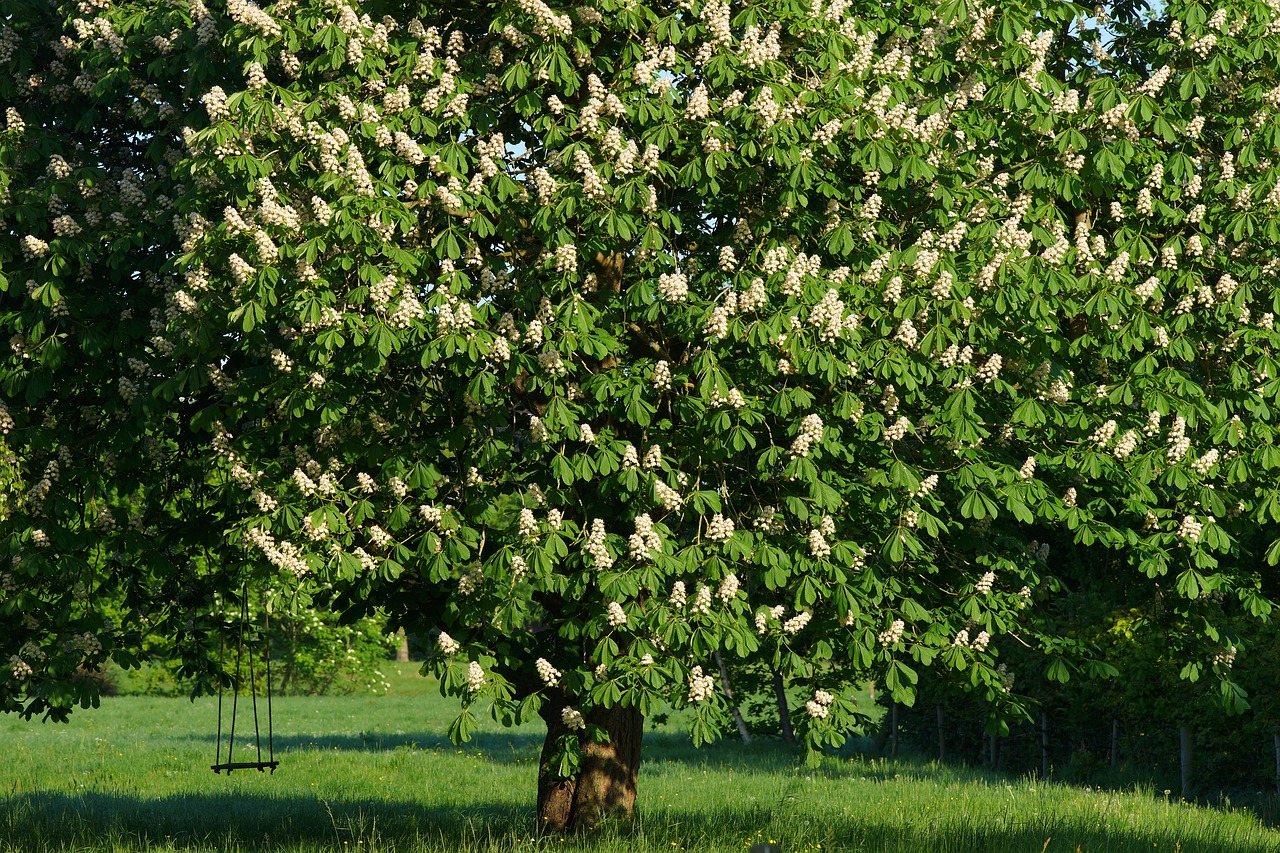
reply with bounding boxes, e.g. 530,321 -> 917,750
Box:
175,727 -> 807,770
248,730 -> 546,758
3,788 -> 1275,853
0,791 -> 527,850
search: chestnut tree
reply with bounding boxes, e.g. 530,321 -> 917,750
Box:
5,0 -> 1280,832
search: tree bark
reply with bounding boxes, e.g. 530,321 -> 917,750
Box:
395,629 -> 410,662
537,703 -> 643,833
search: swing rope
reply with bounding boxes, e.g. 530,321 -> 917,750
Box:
212,582 -> 279,774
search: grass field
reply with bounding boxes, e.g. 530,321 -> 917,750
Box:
3,662 -> 1279,852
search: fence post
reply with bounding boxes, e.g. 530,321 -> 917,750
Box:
935,703 -> 946,762
1040,711 -> 1050,780
1110,717 -> 1119,769
1264,727 -> 1274,794
1179,725 -> 1193,800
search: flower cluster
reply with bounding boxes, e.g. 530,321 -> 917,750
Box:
1113,430 -> 1139,459
465,661 -> 486,693
518,508 -> 538,538
432,627 -> 463,653
657,271 -> 689,301
1167,416 -> 1190,463
584,518 -> 613,569
715,572 -> 740,603
806,689 -> 835,719
689,584 -> 713,615
1191,448 -> 1219,476
628,513 -> 662,560
687,666 -> 715,702
606,601 -> 628,628
1210,646 -> 1237,668
808,527 -> 831,558
789,414 -> 824,458
878,619 -> 905,647
245,527 -> 309,578
783,611 -> 811,634
883,416 -> 911,442
652,360 -> 672,391
654,479 -> 683,511
976,354 -> 1003,383
1176,515 -> 1203,543
561,706 -> 586,731
706,513 -> 734,541
808,289 -> 850,342
9,655 -> 33,679
642,444 -> 662,469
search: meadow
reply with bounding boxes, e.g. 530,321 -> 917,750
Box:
2,663 -> 1278,853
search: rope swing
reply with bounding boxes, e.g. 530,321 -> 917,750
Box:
212,582 -> 278,774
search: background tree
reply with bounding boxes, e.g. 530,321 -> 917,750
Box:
5,0 -> 1280,834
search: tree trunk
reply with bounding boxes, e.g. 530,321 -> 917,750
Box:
889,702 -> 899,758
714,650 -> 751,744
395,629 -> 410,662
537,703 -> 643,833
771,668 -> 796,745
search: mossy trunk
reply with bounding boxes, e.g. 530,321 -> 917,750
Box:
536,703 -> 643,833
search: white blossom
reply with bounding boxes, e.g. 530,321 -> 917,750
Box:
687,666 -> 715,702
783,611 -> 811,634
561,706 -> 586,731
465,661 -> 486,693
435,631 -> 460,655
878,619 -> 905,647
706,513 -> 735,542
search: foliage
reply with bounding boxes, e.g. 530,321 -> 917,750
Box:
269,604 -> 398,695
104,604 -> 397,697
893,588 -> 1280,794
5,0 -> 1280,814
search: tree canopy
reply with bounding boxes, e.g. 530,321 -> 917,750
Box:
4,0 -> 1280,830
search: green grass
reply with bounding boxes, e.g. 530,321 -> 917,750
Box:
2,662 -> 1277,852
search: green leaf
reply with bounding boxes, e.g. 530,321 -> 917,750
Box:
1046,658 -> 1070,684
448,708 -> 477,743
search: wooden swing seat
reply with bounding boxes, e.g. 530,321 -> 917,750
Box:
211,760 -> 279,774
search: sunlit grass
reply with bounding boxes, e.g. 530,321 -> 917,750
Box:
2,663 -> 1277,852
